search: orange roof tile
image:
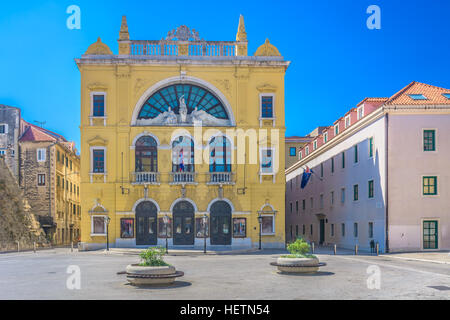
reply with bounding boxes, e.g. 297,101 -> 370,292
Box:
19,125 -> 57,142
385,81 -> 450,105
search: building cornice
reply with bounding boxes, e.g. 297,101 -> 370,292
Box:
75,55 -> 291,69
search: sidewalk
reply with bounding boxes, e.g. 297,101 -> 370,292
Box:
101,247 -> 260,256
380,251 -> 450,265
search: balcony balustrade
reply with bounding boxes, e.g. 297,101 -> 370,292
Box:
130,40 -> 237,57
170,172 -> 196,184
207,172 -> 235,185
132,172 -> 160,185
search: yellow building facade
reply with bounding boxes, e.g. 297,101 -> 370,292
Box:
77,16 -> 289,250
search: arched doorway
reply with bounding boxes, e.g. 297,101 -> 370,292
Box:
173,201 -> 195,245
210,201 -> 232,245
136,201 -> 158,245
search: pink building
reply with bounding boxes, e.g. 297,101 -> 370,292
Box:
286,82 -> 450,252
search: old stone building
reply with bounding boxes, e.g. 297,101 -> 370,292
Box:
18,122 -> 81,245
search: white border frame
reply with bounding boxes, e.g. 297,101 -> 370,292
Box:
90,91 -> 107,126
91,215 -> 107,237
37,148 -> 46,162
89,146 -> 107,183
0,123 -> 8,134
259,93 -> 276,127
169,197 -> 199,212
206,198 -> 235,212
132,198 -> 161,213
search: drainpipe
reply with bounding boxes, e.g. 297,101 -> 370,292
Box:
384,112 -> 389,253
48,142 -> 58,242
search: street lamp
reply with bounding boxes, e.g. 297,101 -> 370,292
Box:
163,214 -> 169,254
257,213 -> 263,250
202,213 -> 208,254
105,216 -> 111,251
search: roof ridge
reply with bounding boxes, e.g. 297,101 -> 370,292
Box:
384,81 -> 416,105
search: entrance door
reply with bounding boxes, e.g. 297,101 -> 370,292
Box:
136,201 -> 158,246
173,201 -> 195,245
423,220 -> 438,249
210,201 -> 232,245
319,219 -> 325,245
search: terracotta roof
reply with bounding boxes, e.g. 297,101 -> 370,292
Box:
356,97 -> 389,107
20,121 -> 68,142
19,125 -> 57,142
385,81 -> 450,105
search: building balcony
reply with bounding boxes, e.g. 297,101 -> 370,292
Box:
170,172 -> 196,185
132,172 -> 160,185
207,172 -> 235,185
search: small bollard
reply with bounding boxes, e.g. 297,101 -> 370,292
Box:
334,244 -> 337,255
311,242 -> 315,254
17,241 -> 20,253
33,242 -> 36,253
71,242 -> 73,253
355,244 -> 358,255
376,243 -> 379,256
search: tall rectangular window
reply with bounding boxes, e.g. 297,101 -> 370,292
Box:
331,157 -> 335,173
320,194 -> 324,209
334,124 -> 339,135
354,223 -> 358,238
324,132 -> 328,143
353,184 -> 359,201
331,191 -> 334,205
369,222 -> 374,238
290,202 -> 293,213
37,174 -> 46,186
93,94 -> 105,117
331,224 -> 335,237
423,130 -> 436,151
354,145 -> 358,163
341,223 -> 345,237
93,149 -> 105,173
423,176 -> 437,195
0,124 -> 6,134
341,188 -> 345,203
296,201 -> 299,213
261,96 -> 273,118
369,137 -> 374,158
342,152 -> 345,168
302,199 -> 306,211
368,180 -> 374,198
37,149 -> 46,162
320,163 -> 323,177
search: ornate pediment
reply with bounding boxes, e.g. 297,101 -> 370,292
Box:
87,135 -> 108,146
166,25 -> 202,41
87,82 -> 108,91
257,83 -> 277,92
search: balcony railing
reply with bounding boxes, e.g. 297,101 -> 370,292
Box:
132,172 -> 160,185
130,40 -> 237,57
207,172 -> 235,185
170,172 -> 196,184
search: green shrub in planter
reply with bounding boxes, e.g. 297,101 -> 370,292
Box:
283,237 -> 316,259
139,247 -> 170,267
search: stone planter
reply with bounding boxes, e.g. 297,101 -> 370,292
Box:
273,256 -> 321,274
126,264 -> 184,285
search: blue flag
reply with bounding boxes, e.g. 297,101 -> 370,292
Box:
300,166 -> 313,189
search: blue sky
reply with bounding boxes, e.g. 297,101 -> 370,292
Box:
1,0 -> 449,149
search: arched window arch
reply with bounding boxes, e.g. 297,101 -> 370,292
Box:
172,136 -> 194,172
135,136 -> 158,172
209,136 -> 231,172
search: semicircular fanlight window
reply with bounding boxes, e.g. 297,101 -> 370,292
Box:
138,84 -> 229,120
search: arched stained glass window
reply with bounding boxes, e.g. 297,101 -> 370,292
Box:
138,84 -> 229,120
209,136 -> 231,172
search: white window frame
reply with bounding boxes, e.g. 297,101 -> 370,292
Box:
90,92 -> 107,126
91,215 -> 107,236
345,115 -> 351,128
368,137 -> 375,158
357,106 -> 364,120
37,148 -> 46,162
260,214 -> 275,236
259,93 -> 276,127
341,187 -> 346,204
0,123 -> 8,134
305,146 -> 309,156
37,174 -> 46,186
89,146 -> 107,183
313,140 -> 317,150
323,132 -> 328,143
319,193 -> 324,209
334,124 -> 339,136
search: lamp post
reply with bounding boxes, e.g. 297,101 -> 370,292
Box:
202,213 -> 208,254
257,213 -> 263,250
163,214 -> 169,254
106,216 -> 111,251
